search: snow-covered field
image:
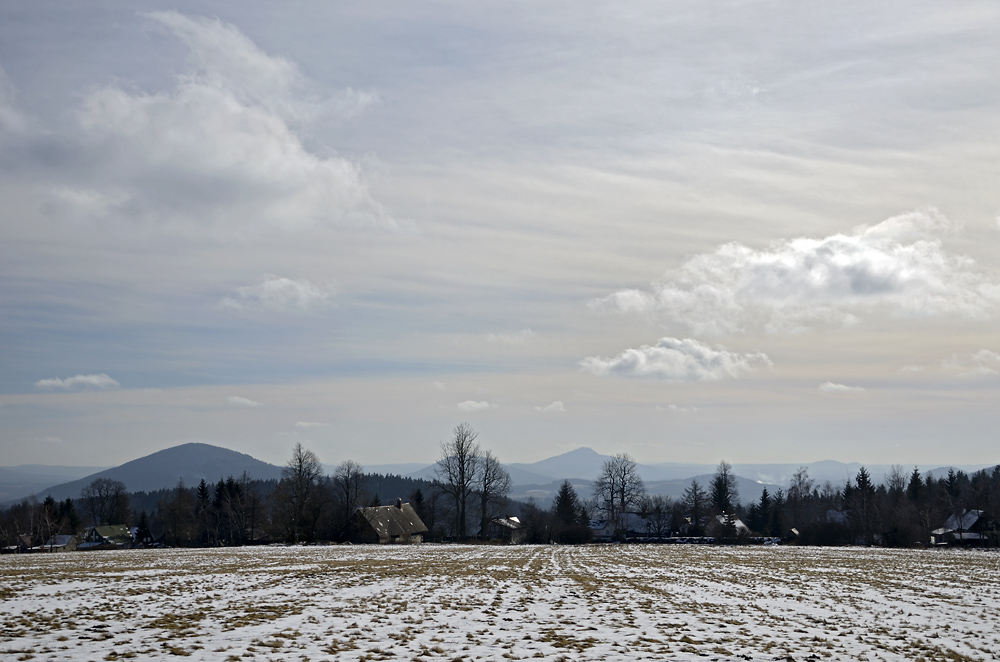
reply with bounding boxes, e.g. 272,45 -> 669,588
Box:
2,544 -> 998,661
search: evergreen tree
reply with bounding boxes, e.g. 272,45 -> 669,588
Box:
709,461 -> 739,514
906,467 -> 923,502
767,488 -> 785,537
683,479 -> 709,536
553,480 -> 581,526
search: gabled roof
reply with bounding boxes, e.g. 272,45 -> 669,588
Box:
491,517 -> 523,530
357,503 -> 428,538
714,514 -> 751,534
89,525 -> 133,544
940,509 -> 983,533
44,535 -> 76,547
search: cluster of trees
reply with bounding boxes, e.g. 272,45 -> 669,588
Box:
433,423 -> 513,540
583,456 -> 1000,547
1,425 -> 521,548
777,464 -> 1000,547
155,445 -> 423,545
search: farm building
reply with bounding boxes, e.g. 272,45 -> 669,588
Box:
355,499 -> 428,544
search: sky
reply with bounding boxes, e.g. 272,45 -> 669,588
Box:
1,1 -> 999,469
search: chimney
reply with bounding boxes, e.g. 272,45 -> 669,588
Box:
396,498 -> 403,509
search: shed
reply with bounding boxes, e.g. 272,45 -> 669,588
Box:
355,500 -> 428,544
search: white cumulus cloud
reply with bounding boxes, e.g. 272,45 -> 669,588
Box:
592,209 -> 1000,335
534,401 -> 565,412
581,337 -> 770,381
221,275 -> 333,311
35,373 -> 120,390
819,381 -> 865,393
227,395 -> 263,408
457,400 -> 497,412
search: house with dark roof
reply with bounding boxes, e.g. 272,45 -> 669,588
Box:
484,516 -> 526,544
931,510 -> 997,547
355,499 -> 428,544
40,534 -> 78,552
79,525 -> 133,550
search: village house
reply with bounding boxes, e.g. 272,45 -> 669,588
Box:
931,510 -> 997,547
79,525 -> 133,550
39,534 -> 78,552
355,499 -> 428,544
484,516 -> 526,544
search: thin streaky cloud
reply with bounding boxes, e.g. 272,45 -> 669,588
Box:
295,421 -> 330,428
819,381 -> 865,393
35,374 -> 120,390
227,395 -> 263,408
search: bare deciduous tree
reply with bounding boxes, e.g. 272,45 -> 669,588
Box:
434,423 -> 481,540
594,453 -> 645,541
477,450 -> 511,539
81,478 -> 131,526
332,459 -> 366,541
277,442 -> 326,542
642,494 -> 674,539
787,465 -> 815,527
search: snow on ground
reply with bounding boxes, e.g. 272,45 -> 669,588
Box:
2,544 -> 999,661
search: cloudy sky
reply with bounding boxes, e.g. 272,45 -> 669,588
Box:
2,1 -> 999,469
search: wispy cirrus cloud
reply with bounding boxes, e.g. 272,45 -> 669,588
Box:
35,373 -> 120,390
221,275 -> 334,312
582,337 -> 770,382
592,209 -> 1000,335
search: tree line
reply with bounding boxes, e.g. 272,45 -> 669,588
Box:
3,428 -> 998,548
562,455 -> 1000,546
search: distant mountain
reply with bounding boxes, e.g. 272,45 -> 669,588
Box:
508,447 -> 609,481
0,464 -> 109,503
7,442 -> 994,509
19,443 -> 283,503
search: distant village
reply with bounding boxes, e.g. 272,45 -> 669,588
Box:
2,424 -> 998,552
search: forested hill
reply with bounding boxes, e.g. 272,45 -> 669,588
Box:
28,443 -> 283,502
